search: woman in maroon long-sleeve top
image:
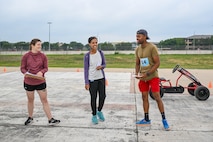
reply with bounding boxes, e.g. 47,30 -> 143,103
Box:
20,38 -> 60,126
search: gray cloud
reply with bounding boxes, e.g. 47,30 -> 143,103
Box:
0,0 -> 213,44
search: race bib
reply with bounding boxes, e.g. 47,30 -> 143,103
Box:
140,58 -> 149,67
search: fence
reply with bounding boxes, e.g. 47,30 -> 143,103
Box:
0,50 -> 212,55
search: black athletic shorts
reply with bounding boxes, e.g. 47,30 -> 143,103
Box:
24,82 -> 46,91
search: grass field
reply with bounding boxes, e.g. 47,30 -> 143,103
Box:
0,54 -> 213,69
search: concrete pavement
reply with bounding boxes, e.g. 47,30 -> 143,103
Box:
0,68 -> 213,142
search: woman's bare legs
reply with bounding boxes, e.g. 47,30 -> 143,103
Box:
26,91 -> 35,117
37,89 -> 52,120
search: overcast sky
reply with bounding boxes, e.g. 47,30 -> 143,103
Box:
0,0 -> 213,44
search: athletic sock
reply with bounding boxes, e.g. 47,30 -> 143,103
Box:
161,112 -> 166,120
145,113 -> 149,121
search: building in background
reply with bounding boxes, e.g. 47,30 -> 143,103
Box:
185,35 -> 212,50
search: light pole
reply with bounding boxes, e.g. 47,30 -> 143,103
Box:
211,25 -> 213,54
47,22 -> 52,51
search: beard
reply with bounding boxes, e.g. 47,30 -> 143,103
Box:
137,40 -> 144,45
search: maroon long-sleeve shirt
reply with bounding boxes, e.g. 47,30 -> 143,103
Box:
20,51 -> 48,85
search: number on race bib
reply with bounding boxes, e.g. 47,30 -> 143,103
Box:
140,58 -> 149,67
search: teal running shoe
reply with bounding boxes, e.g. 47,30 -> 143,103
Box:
136,119 -> 151,125
162,119 -> 170,130
92,115 -> 98,124
97,111 -> 105,121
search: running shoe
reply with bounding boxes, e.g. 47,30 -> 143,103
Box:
24,117 -> 33,125
48,118 -> 60,126
162,119 -> 170,130
92,115 -> 98,124
136,119 -> 151,125
97,111 -> 105,121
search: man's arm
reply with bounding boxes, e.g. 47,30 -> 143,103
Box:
146,55 -> 160,76
135,56 -> 140,75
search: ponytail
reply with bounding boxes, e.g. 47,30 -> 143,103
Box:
29,38 -> 41,50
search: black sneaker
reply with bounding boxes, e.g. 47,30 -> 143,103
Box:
24,117 -> 33,125
48,118 -> 60,126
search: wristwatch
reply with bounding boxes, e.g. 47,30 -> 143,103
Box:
146,72 -> 150,76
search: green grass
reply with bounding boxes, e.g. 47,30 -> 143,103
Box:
0,54 -> 213,69
159,54 -> 213,69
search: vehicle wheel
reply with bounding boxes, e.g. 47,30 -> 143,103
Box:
187,82 -> 196,96
194,86 -> 210,101
149,86 -> 164,100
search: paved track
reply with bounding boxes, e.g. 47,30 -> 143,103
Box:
0,68 -> 212,142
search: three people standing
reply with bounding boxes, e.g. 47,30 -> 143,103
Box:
21,32 -> 169,130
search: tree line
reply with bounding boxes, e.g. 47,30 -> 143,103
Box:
0,41 -> 134,51
158,37 -> 213,50
0,37 -> 212,51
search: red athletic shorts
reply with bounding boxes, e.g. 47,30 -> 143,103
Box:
138,77 -> 160,92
